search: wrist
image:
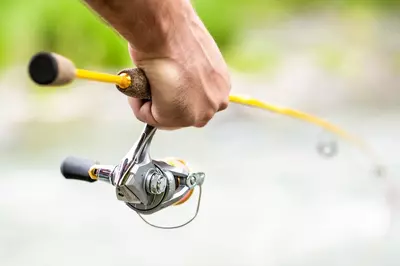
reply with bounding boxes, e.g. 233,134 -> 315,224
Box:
129,0 -> 199,59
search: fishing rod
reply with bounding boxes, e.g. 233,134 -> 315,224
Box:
28,51 -> 384,229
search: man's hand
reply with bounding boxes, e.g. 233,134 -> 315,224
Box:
83,0 -> 231,129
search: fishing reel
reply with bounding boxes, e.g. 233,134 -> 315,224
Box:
60,123 -> 204,228
28,52 -> 205,228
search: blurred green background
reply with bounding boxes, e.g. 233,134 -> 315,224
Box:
1,1 -> 400,266
1,0 -> 399,72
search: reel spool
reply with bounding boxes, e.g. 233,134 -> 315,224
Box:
163,158 -> 195,206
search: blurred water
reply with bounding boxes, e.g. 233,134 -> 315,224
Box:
1,98 -> 399,266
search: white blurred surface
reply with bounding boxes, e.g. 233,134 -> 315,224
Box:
0,106 -> 399,266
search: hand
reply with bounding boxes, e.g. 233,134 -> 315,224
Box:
127,6 -> 230,130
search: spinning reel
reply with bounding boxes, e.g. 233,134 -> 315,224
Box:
60,124 -> 204,228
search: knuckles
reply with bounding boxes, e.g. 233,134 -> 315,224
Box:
155,83 -> 229,128
194,109 -> 215,128
219,96 -> 229,111
133,55 -> 231,129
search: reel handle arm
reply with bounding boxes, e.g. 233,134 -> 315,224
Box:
60,156 -> 97,183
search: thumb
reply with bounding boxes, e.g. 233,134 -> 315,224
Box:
127,44 -> 157,125
128,43 -> 140,65
128,97 -> 158,126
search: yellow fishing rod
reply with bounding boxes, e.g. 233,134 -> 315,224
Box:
27,51 -> 385,229
28,52 -> 381,163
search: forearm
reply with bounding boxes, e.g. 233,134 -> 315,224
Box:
83,0 -> 197,57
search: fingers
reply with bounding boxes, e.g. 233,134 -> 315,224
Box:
128,97 -> 182,131
128,93 -> 225,129
128,98 -> 158,125
218,96 -> 230,111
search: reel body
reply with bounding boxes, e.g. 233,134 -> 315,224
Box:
61,124 -> 204,217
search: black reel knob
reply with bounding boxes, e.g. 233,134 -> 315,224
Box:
60,156 -> 97,183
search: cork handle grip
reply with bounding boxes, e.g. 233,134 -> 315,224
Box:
116,68 -> 151,100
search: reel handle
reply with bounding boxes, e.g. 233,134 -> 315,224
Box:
60,156 -> 97,183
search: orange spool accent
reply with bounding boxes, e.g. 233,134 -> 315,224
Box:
162,157 -> 195,206
174,189 -> 194,206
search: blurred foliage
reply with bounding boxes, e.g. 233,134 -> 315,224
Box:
314,45 -> 345,73
394,53 -> 400,72
0,0 -> 399,70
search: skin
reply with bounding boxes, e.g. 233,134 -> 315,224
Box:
83,0 -> 231,129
